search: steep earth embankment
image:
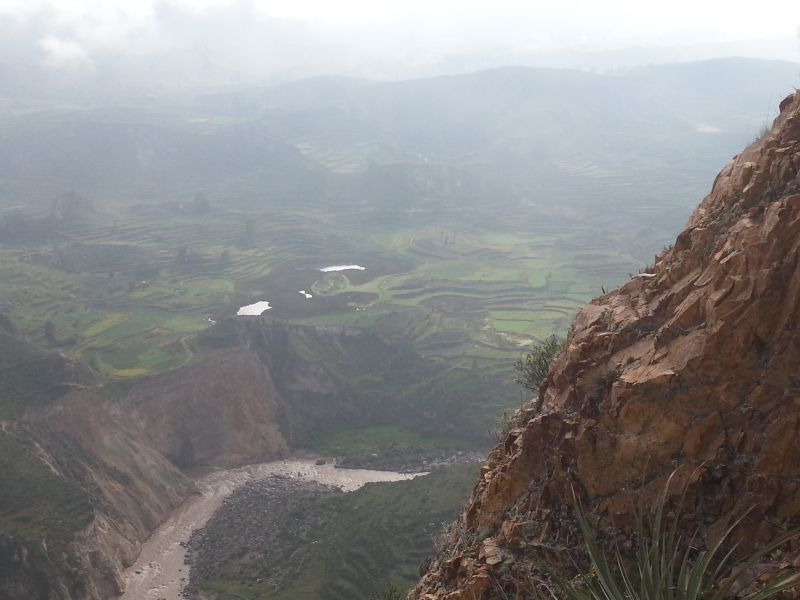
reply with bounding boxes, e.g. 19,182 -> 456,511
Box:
412,90 -> 800,599
1,324 -> 301,599
2,317 -> 482,599
0,328 -> 194,600
125,350 -> 288,469
1,394 -> 195,599
0,321 -> 348,599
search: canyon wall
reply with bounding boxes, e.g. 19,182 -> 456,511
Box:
1,320 -> 395,599
412,90 -> 800,599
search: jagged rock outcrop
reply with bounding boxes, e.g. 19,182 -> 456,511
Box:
412,90 -> 800,599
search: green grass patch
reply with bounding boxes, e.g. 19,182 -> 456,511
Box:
0,433 -> 94,543
82,313 -> 128,338
0,332 -> 85,418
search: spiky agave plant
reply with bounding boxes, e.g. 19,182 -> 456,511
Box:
544,477 -> 800,600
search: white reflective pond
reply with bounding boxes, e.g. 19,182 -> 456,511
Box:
318,264 -> 365,272
236,301 -> 272,315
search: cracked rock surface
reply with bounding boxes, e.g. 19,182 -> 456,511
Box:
411,91 -> 800,600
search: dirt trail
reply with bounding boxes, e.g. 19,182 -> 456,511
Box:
178,334 -> 194,367
119,459 -> 420,600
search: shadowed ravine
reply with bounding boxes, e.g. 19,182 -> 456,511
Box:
119,459 -> 420,600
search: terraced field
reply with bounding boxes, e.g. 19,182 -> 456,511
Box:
0,175 -> 656,382
4,59 -> 767,387
293,211 -> 648,370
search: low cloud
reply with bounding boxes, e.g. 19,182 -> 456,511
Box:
38,35 -> 92,68
0,0 -> 797,89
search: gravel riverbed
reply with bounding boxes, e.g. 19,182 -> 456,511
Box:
119,459 -> 420,600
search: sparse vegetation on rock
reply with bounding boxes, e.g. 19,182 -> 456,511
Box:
412,89 -> 800,600
538,479 -> 800,600
512,335 -> 564,395
369,584 -> 405,600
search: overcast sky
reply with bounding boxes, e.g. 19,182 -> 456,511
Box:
1,0 -> 799,84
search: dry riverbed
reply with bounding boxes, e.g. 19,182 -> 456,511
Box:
120,459 -> 420,600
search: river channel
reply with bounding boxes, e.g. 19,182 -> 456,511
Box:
120,459 -> 420,599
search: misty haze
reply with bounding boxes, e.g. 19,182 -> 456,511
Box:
1,2 -> 800,600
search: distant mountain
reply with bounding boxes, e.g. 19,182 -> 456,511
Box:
3,59 -> 797,237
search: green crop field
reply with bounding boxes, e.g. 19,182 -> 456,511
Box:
1,59 -> 778,443
1,58 -> 795,600
0,189 -> 644,382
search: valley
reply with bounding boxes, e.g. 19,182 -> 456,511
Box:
0,200 -> 630,380
1,57 -> 799,600
120,459 -> 422,600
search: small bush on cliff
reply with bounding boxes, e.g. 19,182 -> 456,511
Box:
433,518 -> 474,560
490,410 -> 515,442
513,335 -> 564,394
541,483 -> 800,600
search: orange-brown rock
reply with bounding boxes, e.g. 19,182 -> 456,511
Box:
411,90 -> 800,599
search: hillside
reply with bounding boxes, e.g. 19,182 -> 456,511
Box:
1,59 -> 796,426
412,90 -> 800,598
0,328 -> 89,418
1,60 -> 799,600
0,316 -> 493,599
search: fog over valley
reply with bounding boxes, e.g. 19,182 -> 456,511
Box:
1,0 -> 799,90
1,2 -> 800,600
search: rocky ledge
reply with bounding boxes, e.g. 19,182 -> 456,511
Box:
412,91 -> 800,599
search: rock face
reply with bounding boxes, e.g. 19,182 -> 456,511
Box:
125,350 -> 289,469
411,90 -> 800,599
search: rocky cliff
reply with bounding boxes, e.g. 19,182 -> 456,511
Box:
412,90 -> 800,599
